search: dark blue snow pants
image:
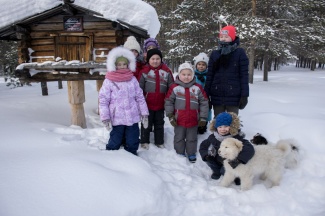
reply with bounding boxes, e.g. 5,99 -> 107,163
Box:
107,123 -> 139,155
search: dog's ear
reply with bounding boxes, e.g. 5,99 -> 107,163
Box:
233,139 -> 243,151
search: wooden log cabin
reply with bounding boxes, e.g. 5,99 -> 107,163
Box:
0,0 -> 156,128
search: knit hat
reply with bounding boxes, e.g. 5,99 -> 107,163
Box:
193,52 -> 209,68
219,25 -> 236,41
215,112 -> 232,128
115,56 -> 129,65
146,48 -> 162,62
178,62 -> 194,74
106,46 -> 136,72
143,38 -> 160,52
209,112 -> 241,136
123,36 -> 141,53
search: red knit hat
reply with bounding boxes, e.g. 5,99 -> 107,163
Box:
219,25 -> 236,41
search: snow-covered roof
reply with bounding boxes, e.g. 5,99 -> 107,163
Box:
0,0 -> 160,38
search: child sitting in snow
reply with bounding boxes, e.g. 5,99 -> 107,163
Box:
193,52 -> 212,134
165,62 -> 209,163
99,46 -> 149,155
199,112 -> 254,182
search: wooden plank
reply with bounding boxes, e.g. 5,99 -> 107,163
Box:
93,43 -> 116,49
93,30 -> 116,37
30,57 -> 55,62
30,32 -> 53,38
83,22 -> 112,30
30,44 -> 55,51
94,37 -> 116,43
31,23 -> 63,31
23,63 -> 106,69
16,71 -> 105,82
31,38 -> 54,45
30,51 -> 55,57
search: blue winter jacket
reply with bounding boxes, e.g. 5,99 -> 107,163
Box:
204,37 -> 249,106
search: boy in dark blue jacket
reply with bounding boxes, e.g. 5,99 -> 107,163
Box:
199,112 -> 254,184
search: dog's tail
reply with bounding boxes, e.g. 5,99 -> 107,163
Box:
276,139 -> 300,169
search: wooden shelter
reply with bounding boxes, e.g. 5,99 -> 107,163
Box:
0,0 -> 151,128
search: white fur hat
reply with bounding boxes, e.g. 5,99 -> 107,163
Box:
178,62 -> 194,74
193,52 -> 209,67
106,46 -> 136,72
123,36 -> 141,53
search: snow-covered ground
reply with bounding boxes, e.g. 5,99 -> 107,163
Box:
1,64 -> 325,216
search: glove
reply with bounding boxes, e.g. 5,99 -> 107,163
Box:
141,116 -> 149,129
102,120 -> 111,131
205,155 -> 216,163
239,97 -> 248,110
198,118 -> 206,127
168,114 -> 177,127
228,158 -> 241,169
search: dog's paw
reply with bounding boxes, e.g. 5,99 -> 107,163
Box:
219,179 -> 231,188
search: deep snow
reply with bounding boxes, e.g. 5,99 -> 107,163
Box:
1,64 -> 325,216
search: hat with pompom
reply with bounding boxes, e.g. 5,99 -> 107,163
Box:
219,25 -> 236,41
178,62 -> 194,74
193,52 -> 209,68
123,36 -> 141,53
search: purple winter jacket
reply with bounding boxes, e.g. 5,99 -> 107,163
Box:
99,76 -> 149,126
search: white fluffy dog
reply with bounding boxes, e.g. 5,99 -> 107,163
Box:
218,137 -> 298,190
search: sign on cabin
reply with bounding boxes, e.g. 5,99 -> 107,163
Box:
63,16 -> 83,32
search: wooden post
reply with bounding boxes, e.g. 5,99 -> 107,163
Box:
67,80 -> 87,128
58,80 -> 63,89
96,80 -> 104,115
41,82 -> 48,96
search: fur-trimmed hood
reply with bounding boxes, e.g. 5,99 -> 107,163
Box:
106,46 -> 136,72
209,112 -> 241,136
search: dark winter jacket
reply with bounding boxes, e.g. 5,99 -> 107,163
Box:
204,37 -> 249,106
199,133 -> 255,165
139,63 -> 174,111
165,76 -> 209,128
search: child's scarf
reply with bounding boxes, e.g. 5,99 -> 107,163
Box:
105,69 -> 133,82
218,40 -> 238,55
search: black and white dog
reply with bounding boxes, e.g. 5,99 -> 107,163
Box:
250,133 -> 268,145
250,133 -> 300,169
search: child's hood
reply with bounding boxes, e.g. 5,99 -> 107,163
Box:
106,46 -> 136,72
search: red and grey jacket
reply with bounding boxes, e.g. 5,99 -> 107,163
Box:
139,63 -> 174,111
165,76 -> 209,128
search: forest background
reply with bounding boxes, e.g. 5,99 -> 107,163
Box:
1,0 -> 324,85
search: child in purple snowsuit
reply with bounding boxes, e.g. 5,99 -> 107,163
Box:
99,46 -> 149,155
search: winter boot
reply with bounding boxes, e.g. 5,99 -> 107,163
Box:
188,155 -> 197,163
141,143 -> 149,150
211,173 -> 221,180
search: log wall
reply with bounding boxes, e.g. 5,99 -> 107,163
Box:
18,14 -> 125,64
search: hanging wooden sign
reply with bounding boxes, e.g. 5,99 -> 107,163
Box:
63,16 -> 83,32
